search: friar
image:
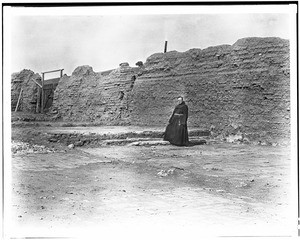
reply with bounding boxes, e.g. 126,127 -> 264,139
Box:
163,96 -> 189,146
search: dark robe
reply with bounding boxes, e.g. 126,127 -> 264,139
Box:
163,101 -> 189,146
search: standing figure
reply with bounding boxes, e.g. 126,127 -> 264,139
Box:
163,96 -> 189,146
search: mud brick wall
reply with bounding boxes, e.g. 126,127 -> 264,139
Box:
29,36 -> 290,141
51,64 -> 138,125
11,70 -> 41,112
129,37 -> 290,141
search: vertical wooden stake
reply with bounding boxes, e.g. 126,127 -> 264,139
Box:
36,87 -> 41,113
15,89 -> 23,112
164,41 -> 168,53
41,73 -> 44,113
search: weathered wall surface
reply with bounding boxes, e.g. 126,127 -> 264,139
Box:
11,70 -> 41,112
129,37 -> 290,141
51,64 -> 138,125
16,37 -> 289,142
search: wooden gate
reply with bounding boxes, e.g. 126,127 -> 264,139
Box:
33,69 -> 64,113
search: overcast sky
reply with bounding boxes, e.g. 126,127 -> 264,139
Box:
9,9 -> 291,77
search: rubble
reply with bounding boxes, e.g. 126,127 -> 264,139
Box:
11,141 -> 57,154
157,167 -> 179,177
68,144 -> 75,149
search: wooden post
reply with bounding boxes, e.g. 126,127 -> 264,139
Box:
41,73 -> 44,113
36,87 -> 40,113
15,89 -> 23,112
31,78 -> 42,88
164,41 -> 168,53
60,69 -> 63,78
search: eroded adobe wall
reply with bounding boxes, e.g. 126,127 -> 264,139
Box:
11,70 -> 41,112
51,64 -> 138,125
129,37 -> 290,141
49,37 -> 290,141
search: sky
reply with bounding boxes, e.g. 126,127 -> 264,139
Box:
8,7 -> 292,77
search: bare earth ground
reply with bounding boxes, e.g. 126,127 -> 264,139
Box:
8,124 -> 294,238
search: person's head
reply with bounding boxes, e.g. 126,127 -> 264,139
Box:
177,96 -> 183,104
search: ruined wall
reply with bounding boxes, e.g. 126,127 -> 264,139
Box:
130,37 -> 290,141
49,37 -> 290,141
51,64 -> 138,125
11,70 -> 41,112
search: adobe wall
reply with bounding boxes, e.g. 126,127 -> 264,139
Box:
51,64 -> 138,125
11,70 -> 41,112
129,37 -> 290,141
14,37 -> 289,142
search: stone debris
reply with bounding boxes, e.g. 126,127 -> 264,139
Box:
203,165 -> 223,171
157,168 -> 178,177
216,189 -> 225,193
11,141 -> 56,154
128,140 -> 170,146
157,170 -> 168,177
226,134 -> 243,143
68,144 -> 75,149
211,167 -> 223,171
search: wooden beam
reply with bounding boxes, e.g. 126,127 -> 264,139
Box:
41,73 -> 44,113
164,41 -> 168,53
36,87 -> 40,113
31,78 -> 42,88
15,89 -> 23,112
41,69 -> 64,74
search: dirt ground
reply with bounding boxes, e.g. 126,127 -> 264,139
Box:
8,124 -> 294,239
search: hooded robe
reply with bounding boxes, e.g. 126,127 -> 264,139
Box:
163,101 -> 189,146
